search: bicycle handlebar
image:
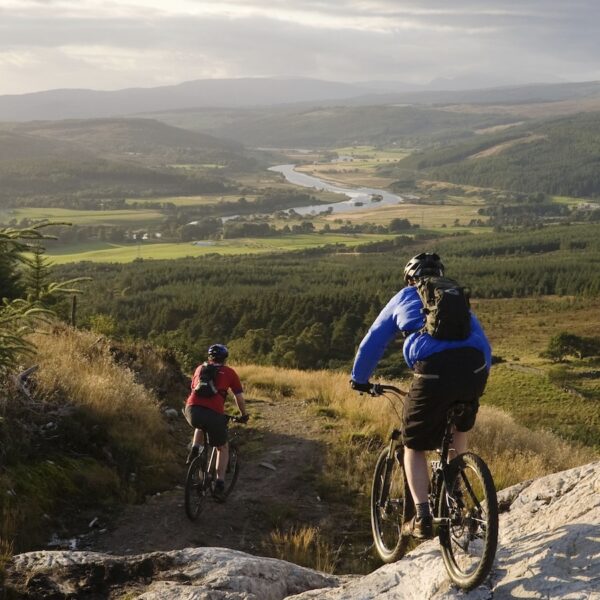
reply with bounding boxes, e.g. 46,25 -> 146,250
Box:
372,383 -> 407,397
226,414 -> 249,424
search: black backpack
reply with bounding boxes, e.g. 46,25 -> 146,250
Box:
415,276 -> 471,341
194,362 -> 220,397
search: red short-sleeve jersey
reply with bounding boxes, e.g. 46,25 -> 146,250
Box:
185,364 -> 243,414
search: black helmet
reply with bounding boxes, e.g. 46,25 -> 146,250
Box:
403,252 -> 444,283
208,343 -> 229,362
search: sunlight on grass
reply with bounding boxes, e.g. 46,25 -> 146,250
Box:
30,326 -> 176,481
238,364 -> 596,491
268,526 -> 338,573
45,234 -> 394,264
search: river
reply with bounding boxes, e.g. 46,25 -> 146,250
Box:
268,164 -> 403,216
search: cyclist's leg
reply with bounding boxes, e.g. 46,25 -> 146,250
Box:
184,406 -> 206,462
201,410 -> 228,482
403,448 -> 429,505
451,428 -> 468,459
402,362 -> 446,505
451,361 -> 487,458
192,428 -> 205,446
216,442 -> 229,480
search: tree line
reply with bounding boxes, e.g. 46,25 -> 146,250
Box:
52,223 -> 600,372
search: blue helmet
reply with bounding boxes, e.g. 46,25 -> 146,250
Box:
208,344 -> 229,362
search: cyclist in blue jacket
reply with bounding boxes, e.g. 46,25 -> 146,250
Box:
350,252 -> 492,539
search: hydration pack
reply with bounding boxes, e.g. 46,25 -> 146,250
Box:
416,276 -> 471,341
194,362 -> 220,398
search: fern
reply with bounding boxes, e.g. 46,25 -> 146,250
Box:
0,224 -> 90,375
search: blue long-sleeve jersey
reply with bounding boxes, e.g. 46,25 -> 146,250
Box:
351,285 -> 492,383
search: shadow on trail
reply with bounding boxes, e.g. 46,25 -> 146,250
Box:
89,426 -> 329,559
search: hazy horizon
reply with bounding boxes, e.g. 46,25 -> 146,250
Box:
1,0 -> 599,96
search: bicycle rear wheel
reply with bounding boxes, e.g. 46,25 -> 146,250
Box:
437,452 -> 498,590
222,443 -> 240,497
370,445 -> 412,563
185,453 -> 208,521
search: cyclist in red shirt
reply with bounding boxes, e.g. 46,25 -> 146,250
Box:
184,344 -> 248,501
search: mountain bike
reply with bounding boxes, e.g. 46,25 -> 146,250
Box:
369,384 -> 498,591
184,414 -> 244,521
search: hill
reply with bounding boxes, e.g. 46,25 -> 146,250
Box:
2,78 -> 600,123
14,118 -> 242,164
0,118 -> 250,208
361,79 -> 600,107
0,78 -> 372,121
396,111 -> 600,197
151,105 -> 517,148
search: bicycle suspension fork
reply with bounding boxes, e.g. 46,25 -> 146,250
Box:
378,429 -> 402,506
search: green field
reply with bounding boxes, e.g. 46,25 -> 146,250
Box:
323,201 -> 490,231
125,194 -> 259,207
333,145 -> 411,160
552,195 -> 600,208
46,233 -> 395,264
294,145 -> 409,189
2,207 -> 164,226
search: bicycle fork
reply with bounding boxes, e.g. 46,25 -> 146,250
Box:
378,430 -> 402,514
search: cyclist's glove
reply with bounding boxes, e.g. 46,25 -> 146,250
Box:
350,379 -> 372,393
239,414 -> 250,424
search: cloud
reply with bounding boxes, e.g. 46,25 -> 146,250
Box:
0,0 -> 598,94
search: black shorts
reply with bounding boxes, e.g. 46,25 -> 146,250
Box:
402,347 -> 488,451
184,405 -> 228,447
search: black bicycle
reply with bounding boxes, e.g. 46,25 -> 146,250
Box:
369,384 -> 498,591
184,414 -> 243,521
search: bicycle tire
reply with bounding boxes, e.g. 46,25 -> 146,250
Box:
184,453 -> 208,521
437,452 -> 498,590
222,443 -> 240,497
370,445 -> 412,563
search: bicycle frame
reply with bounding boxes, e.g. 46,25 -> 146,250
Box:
430,408 -> 459,533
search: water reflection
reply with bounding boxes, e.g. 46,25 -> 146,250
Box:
268,164 -> 404,216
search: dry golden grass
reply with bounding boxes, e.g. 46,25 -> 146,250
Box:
0,516 -> 15,585
268,525 -> 338,573
30,326 -> 176,479
237,364 -> 596,492
469,406 -> 595,490
1,326 -> 180,564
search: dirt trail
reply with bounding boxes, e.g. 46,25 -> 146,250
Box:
87,396 -> 333,557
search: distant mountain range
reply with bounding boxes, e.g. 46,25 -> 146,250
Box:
1,77 -> 600,122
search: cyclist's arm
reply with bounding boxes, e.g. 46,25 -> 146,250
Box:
233,391 -> 248,417
352,288 -> 421,383
351,308 -> 398,383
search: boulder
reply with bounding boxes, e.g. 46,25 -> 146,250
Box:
7,547 -> 339,600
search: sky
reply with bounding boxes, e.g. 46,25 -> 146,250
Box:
0,0 -> 599,95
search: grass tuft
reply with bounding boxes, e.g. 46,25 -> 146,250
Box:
268,525 -> 338,573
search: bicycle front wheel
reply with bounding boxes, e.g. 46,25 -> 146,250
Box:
370,445 -> 411,563
437,452 -> 498,590
185,453 -> 208,521
221,443 -> 240,497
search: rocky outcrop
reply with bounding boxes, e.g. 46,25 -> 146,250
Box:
290,460 -> 600,599
6,547 -> 340,600
6,461 -> 600,599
